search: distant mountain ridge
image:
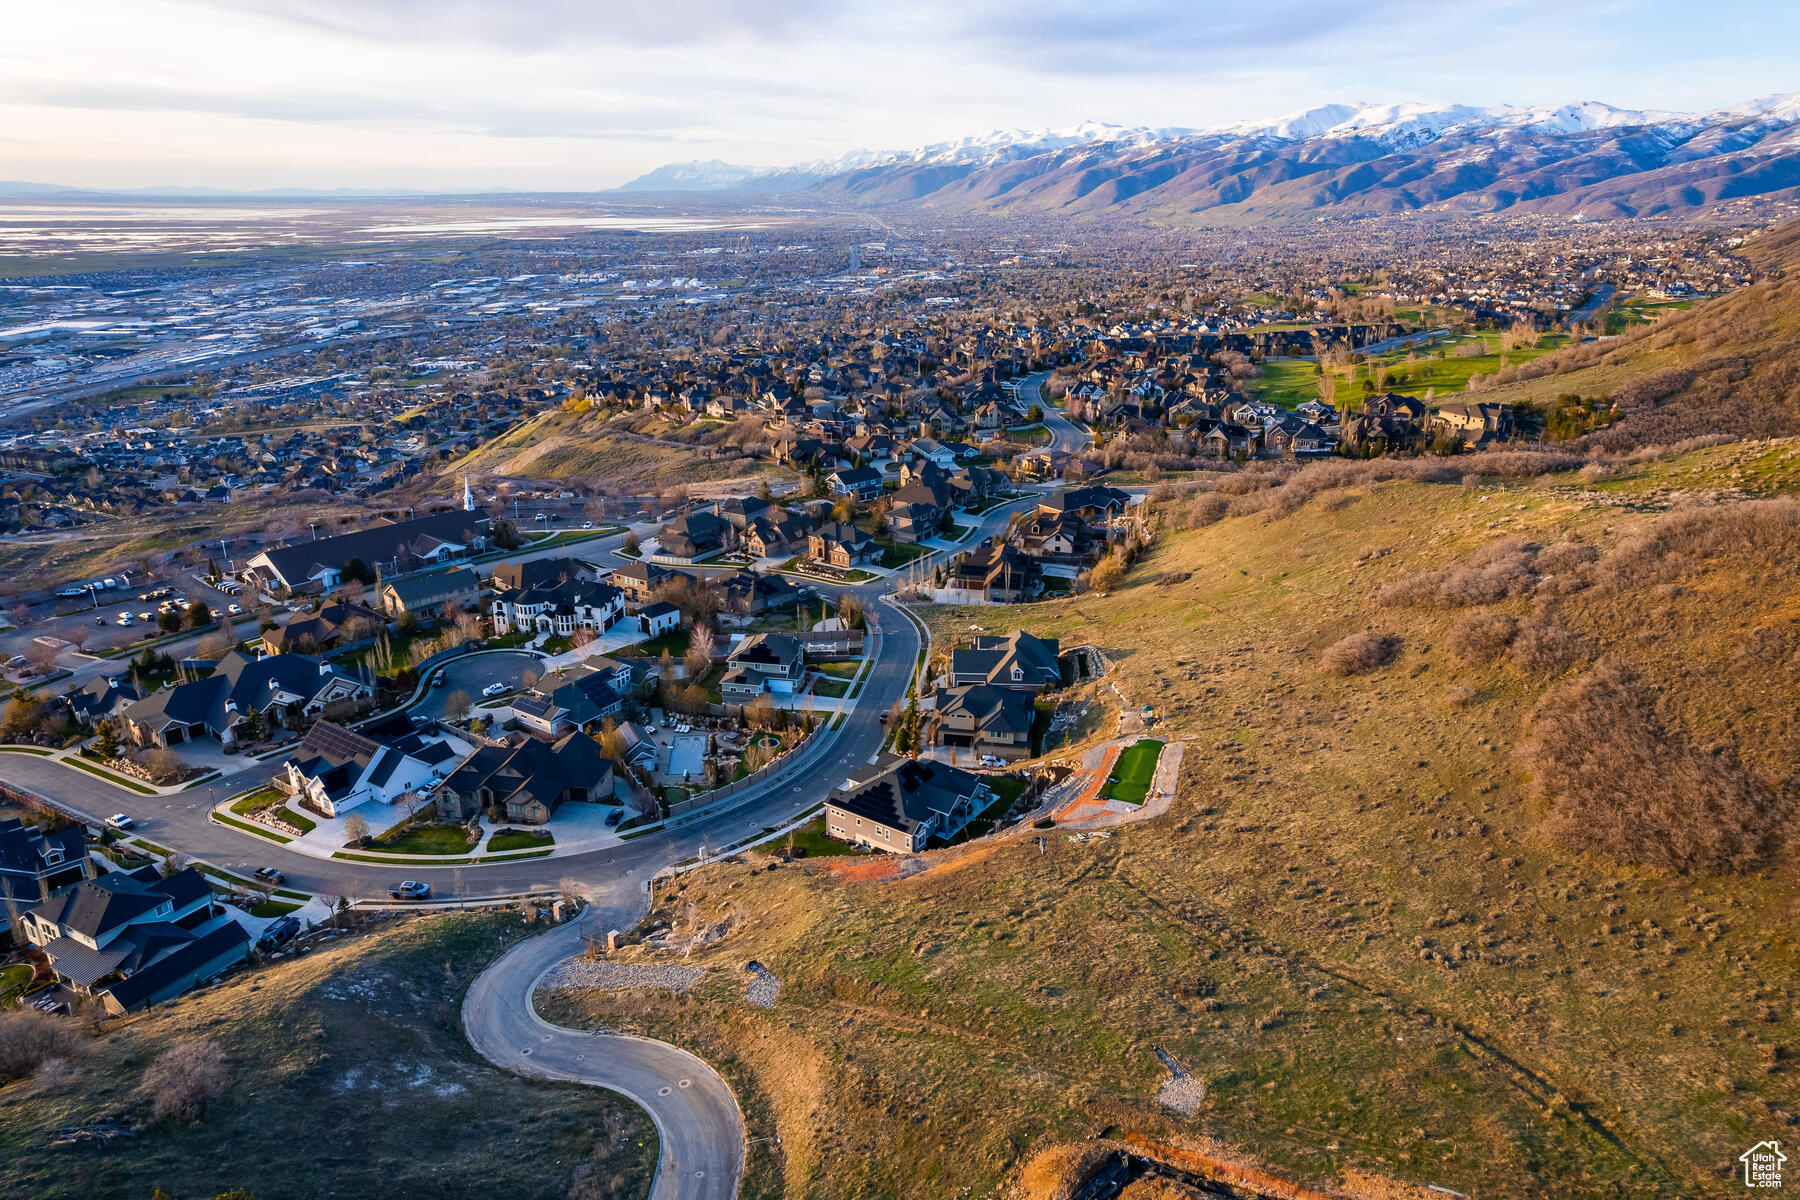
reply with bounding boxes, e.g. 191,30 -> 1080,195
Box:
622,92 -> 1800,220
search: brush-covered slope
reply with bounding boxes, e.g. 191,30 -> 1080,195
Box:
1476,221 -> 1800,448
539,442 -> 1800,1200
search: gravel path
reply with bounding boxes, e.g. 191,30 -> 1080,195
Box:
536,959 -> 704,992
1153,1046 -> 1206,1117
743,961 -> 781,1008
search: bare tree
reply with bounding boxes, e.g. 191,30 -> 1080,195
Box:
442,689 -> 472,722
142,1040 -> 228,1121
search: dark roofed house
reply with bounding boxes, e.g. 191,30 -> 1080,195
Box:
824,757 -> 995,852
66,674 -> 140,729
242,510 -> 489,594
439,731 -> 617,826
929,683 -> 1036,762
261,600 -> 385,656
378,567 -> 480,621
491,556 -> 602,592
0,817 -> 93,931
720,632 -> 805,699
122,649 -> 372,750
949,630 -> 1063,691
19,865 -> 250,1014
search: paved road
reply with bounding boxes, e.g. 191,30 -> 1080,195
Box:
1568,281 -> 1618,326
1014,370 -> 1089,462
463,911 -> 743,1200
0,488 -> 1058,1199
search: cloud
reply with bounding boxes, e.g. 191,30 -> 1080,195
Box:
10,79 -> 700,142
199,0 -> 844,49
951,0 -> 1495,75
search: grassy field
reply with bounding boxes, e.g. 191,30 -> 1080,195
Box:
1103,738 -> 1163,805
1253,333 -> 1575,412
535,439 -> 1800,1200
0,963 -> 33,1006
0,911 -> 656,1200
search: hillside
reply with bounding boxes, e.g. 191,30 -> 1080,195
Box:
0,911 -> 655,1200
537,439 -> 1800,1199
445,409 -> 786,493
1471,225 -> 1800,448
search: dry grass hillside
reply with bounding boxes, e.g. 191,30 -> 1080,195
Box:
539,439 -> 1800,1200
1473,226 -> 1800,449
448,408 -> 784,492
1,911 -> 655,1200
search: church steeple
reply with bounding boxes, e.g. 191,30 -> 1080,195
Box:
463,476 -> 474,512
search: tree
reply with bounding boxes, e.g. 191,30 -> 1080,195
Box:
187,601 -> 213,629
340,558 -> 375,587
25,640 -> 58,675
141,1040 -> 228,1121
1,693 -> 43,741
158,609 -> 182,635
443,689 -> 472,722
836,593 -> 864,630
897,694 -> 921,756
93,719 -> 120,760
343,813 -> 370,845
685,624 -> 715,677
622,530 -> 640,555
142,747 -> 184,783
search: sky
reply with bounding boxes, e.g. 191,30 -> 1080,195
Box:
4,0 -> 1798,192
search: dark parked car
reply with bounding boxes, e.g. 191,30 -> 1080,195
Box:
253,866 -> 285,885
257,915 -> 302,950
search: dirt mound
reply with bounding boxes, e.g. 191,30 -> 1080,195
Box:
1013,1143 -> 1114,1200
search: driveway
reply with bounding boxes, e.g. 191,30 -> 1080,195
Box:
413,650 -> 545,719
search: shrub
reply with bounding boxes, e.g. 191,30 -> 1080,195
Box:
1596,499 -> 1800,592
1319,632 -> 1401,676
1507,621 -> 1596,676
1446,613 -> 1518,664
0,1009 -> 82,1081
1522,660 -> 1791,873
1443,683 -> 1478,708
1377,536 -> 1540,608
1534,541 -> 1599,576
142,1039 -> 229,1121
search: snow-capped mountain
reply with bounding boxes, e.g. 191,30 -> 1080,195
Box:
620,92 -> 1800,220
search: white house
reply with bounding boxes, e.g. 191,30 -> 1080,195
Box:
282,721 -> 472,818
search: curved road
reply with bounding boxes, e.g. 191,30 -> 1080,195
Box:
0,489 -> 1071,1198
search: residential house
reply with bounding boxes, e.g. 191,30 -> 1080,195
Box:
489,577 -> 626,637
121,650 -> 372,749
19,865 -> 250,1014
656,511 -> 733,562
950,631 -> 1063,690
511,660 -> 630,737
439,730 -> 617,825
824,757 -> 995,852
929,682 -> 1036,762
720,632 -> 806,699
945,541 -> 1038,602
65,674 -> 140,730
261,600 -> 386,656
827,466 -> 883,502
612,561 -> 674,608
378,567 -> 480,622
1431,401 -> 1516,445
0,818 -> 93,931
491,556 -> 603,591
806,521 -> 881,568
282,720 -> 471,818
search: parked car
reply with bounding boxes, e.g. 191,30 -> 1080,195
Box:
95,615 -> 106,625
430,674 -> 446,688
227,603 -> 243,615
257,914 -> 301,950
481,682 -> 508,697
106,813 -> 134,830
390,881 -> 431,901
605,808 -> 624,827
138,611 -> 152,622
253,866 -> 285,885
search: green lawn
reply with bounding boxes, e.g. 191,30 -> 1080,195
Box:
784,816 -> 863,858
1251,357 -> 1327,409
812,677 -> 851,699
229,786 -> 285,816
624,629 -> 691,659
280,807 -> 316,833
1104,738 -> 1165,805
211,813 -> 290,843
62,756 -> 157,793
373,824 -> 476,856
249,900 -> 301,918
817,661 -> 862,679
0,963 -> 34,1006
880,540 -> 932,567
487,828 -> 555,853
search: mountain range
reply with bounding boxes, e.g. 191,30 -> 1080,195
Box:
620,93 -> 1800,221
